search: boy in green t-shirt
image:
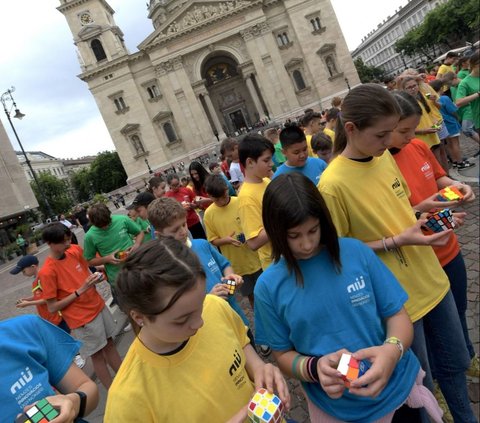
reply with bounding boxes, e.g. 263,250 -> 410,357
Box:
128,191 -> 155,242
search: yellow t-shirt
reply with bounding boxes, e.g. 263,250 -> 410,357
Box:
204,197 -> 262,276
436,64 -> 453,78
104,295 -> 254,422
323,127 -> 335,143
318,153 -> 449,323
237,179 -> 272,270
305,134 -> 315,157
415,99 -> 441,148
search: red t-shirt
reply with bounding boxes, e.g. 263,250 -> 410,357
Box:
39,244 -> 105,329
165,187 -> 200,227
392,139 -> 459,266
31,277 -> 62,325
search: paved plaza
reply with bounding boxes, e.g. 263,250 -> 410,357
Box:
0,138 -> 478,422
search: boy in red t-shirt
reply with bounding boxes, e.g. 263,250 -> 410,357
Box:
39,223 -> 122,389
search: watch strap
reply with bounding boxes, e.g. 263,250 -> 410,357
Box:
75,391 -> 87,418
384,336 -> 404,360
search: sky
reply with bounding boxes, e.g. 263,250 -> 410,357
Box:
0,0 -> 408,159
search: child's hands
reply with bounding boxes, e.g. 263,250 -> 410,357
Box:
453,183 -> 475,202
225,405 -> 248,423
348,344 -> 399,398
414,192 -> 458,212
21,395 -> 76,423
210,283 -> 229,299
104,251 -> 121,265
397,220 -> 452,247
317,349 -> 349,399
452,211 -> 467,227
222,273 -> 244,287
16,299 -> 30,308
224,231 -> 243,247
253,363 -> 291,410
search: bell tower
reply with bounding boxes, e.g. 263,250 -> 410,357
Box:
57,0 -> 128,72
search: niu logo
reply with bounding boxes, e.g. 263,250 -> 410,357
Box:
347,276 -> 365,293
229,349 -> 242,376
10,367 -> 33,394
391,178 -> 401,189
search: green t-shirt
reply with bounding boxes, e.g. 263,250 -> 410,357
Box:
454,69 -> 471,121
273,142 -> 286,167
456,74 -> 479,128
84,214 -> 141,285
135,217 -> 152,243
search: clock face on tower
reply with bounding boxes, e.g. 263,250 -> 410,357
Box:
79,12 -> 93,25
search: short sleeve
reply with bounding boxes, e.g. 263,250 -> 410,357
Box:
203,210 -> 219,242
238,199 -> 264,240
254,275 -> 293,350
318,188 -> 351,237
124,216 -> 141,236
38,265 -> 58,301
208,242 -> 231,272
83,232 -> 96,261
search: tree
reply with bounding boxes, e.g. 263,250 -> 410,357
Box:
71,168 -> 93,203
30,173 -> 73,217
353,58 -> 386,83
89,151 -> 128,194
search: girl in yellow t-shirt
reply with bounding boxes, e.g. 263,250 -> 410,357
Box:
318,83 -> 475,423
105,237 -> 290,423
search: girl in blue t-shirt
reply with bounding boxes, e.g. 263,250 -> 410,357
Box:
254,173 -> 442,423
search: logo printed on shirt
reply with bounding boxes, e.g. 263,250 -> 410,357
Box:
391,177 -> 407,199
347,276 -> 371,307
10,367 -> 33,394
420,161 -> 434,180
76,263 -> 82,272
207,257 -> 219,275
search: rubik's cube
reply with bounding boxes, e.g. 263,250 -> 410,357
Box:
248,388 -> 285,423
337,353 -> 370,388
15,398 -> 59,423
437,186 -> 464,202
236,233 -> 246,243
425,209 -> 455,233
223,278 -> 236,295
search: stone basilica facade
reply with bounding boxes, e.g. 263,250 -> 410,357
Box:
58,0 -> 360,183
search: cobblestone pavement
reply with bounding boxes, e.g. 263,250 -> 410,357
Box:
0,137 -> 478,422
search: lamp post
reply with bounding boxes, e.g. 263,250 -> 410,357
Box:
1,87 -> 54,218
344,77 -> 351,91
144,157 -> 153,174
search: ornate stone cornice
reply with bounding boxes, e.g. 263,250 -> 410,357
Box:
240,22 -> 270,41
79,51 -> 146,82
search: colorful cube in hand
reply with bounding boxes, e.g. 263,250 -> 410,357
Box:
236,233 -> 246,243
115,251 -> 128,260
437,186 -> 464,202
337,353 -> 370,388
223,278 -> 236,295
425,209 -> 455,233
248,388 -> 285,423
15,398 -> 59,423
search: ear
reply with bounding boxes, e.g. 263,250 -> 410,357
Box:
130,309 -> 145,327
245,157 -> 255,168
154,230 -> 163,238
344,121 -> 357,137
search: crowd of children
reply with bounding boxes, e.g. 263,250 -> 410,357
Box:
4,50 -> 479,422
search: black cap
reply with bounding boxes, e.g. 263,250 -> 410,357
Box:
10,255 -> 39,275
132,191 -> 155,208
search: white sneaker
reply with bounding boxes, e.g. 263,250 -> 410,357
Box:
74,354 -> 85,369
123,322 -> 132,332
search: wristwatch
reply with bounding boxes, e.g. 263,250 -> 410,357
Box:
384,336 -> 404,360
75,391 -> 87,418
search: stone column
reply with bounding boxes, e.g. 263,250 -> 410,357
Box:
203,92 -> 226,139
245,75 -> 266,120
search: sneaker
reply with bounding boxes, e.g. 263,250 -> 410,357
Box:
74,354 -> 85,369
433,381 -> 453,423
456,160 -> 475,170
258,345 -> 271,358
466,354 -> 480,379
123,322 -> 132,332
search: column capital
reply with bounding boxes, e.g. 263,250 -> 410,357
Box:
240,22 -> 269,41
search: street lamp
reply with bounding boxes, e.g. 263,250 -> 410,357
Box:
344,77 -> 351,91
1,87 -> 54,218
144,157 -> 153,174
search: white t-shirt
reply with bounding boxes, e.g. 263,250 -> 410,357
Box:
229,162 -> 244,183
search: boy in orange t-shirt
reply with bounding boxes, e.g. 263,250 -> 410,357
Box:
39,223 -> 122,389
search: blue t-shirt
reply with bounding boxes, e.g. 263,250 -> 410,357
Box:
254,238 -> 419,423
1,315 -> 80,422
273,157 -> 327,185
221,173 -> 237,197
439,95 -> 461,136
191,239 -> 248,325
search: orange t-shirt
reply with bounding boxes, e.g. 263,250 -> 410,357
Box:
39,244 -> 105,329
391,139 -> 459,266
32,277 -> 62,325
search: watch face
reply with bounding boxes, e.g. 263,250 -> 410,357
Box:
80,12 -> 93,25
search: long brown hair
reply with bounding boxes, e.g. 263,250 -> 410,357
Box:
262,173 -> 341,285
334,83 -> 400,155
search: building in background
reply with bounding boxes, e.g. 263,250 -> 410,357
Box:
0,120 -> 39,242
351,0 -> 448,76
58,0 -> 360,184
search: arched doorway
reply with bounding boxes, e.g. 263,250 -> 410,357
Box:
200,54 -> 265,136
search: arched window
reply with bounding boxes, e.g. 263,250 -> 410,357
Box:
276,35 -> 283,47
315,17 -> 321,30
163,122 -> 177,143
282,33 -> 289,45
325,55 -> 338,77
91,39 -> 107,61
130,135 -> 145,155
292,70 -> 306,91
147,87 -> 154,99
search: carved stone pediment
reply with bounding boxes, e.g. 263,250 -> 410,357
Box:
152,111 -> 173,123
120,124 -> 140,135
285,58 -> 304,70
78,24 -> 103,40
316,43 -> 336,55
141,0 -> 259,47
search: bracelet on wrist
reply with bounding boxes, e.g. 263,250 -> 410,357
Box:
74,290 -> 80,297
75,391 -> 87,418
384,336 -> 404,361
292,354 -> 322,383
